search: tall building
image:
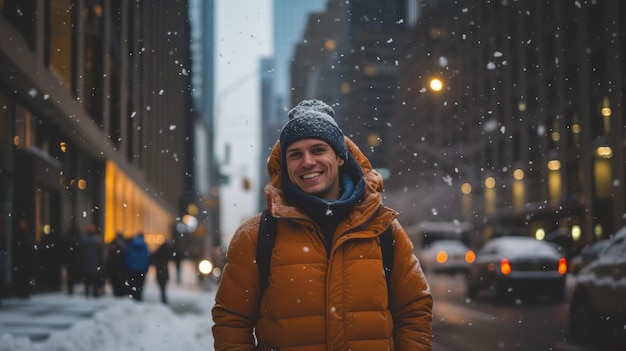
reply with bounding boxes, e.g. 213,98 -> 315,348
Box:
188,0 -> 223,266
291,0 -> 412,172
272,0 -> 327,115
343,0 -> 411,170
289,0 -> 626,250
0,0 -> 194,294
392,0 -> 626,247
257,0 -> 327,210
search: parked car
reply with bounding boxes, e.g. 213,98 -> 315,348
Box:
568,226 -> 626,346
568,239 -> 610,274
467,236 -> 568,303
419,239 -> 475,274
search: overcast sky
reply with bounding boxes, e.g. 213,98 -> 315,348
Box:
215,0 -> 272,240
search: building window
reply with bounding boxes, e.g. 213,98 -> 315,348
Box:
84,0 -> 104,126
14,103 -> 35,149
46,0 -> 74,86
109,0 -> 123,146
1,0 -> 37,50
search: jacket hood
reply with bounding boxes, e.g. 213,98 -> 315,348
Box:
265,136 -> 389,227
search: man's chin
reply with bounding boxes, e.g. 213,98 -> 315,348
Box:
299,185 -> 322,196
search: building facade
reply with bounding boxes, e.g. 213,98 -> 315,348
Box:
393,0 -> 625,248
0,0 -> 194,294
290,0 -> 626,249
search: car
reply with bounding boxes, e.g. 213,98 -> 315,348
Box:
568,226 -> 626,347
466,236 -> 568,303
568,239 -> 610,274
419,239 -> 475,275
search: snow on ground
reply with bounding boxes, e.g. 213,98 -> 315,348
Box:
0,261 -> 217,351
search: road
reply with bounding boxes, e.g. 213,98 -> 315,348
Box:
428,273 -> 595,351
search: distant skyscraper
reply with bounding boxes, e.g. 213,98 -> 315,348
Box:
258,0 -> 327,210
189,0 -> 222,251
273,0 -> 327,117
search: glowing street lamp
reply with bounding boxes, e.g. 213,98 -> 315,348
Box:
429,78 -> 443,92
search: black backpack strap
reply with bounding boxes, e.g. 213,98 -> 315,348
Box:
380,225 -> 395,293
257,209 -> 277,295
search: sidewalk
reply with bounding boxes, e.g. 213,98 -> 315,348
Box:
0,260 -> 216,347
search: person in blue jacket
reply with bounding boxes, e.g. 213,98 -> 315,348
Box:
124,231 -> 150,301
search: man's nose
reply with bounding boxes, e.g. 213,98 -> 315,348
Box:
301,151 -> 315,165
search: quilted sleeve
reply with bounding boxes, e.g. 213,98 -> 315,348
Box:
389,220 -> 434,350
212,214 -> 262,351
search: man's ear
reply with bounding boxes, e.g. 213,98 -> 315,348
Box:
338,157 -> 345,166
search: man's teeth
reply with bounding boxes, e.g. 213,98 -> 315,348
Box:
302,172 -> 321,179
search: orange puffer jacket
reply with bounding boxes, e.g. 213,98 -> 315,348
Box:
212,138 -> 433,351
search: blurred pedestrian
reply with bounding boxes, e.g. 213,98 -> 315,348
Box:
151,240 -> 173,304
11,218 -> 35,298
106,231 -> 128,297
124,231 -> 150,301
62,225 -> 82,295
171,225 -> 183,285
78,224 -> 105,297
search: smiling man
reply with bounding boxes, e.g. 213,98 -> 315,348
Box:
212,99 -> 433,350
284,139 -> 344,200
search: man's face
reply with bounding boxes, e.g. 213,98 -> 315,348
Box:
285,139 -> 345,200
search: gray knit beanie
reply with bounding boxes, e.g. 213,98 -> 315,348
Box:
279,99 -> 348,160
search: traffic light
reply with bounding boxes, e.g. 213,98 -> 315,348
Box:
242,177 -> 251,191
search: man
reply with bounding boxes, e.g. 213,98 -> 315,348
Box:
212,100 -> 433,350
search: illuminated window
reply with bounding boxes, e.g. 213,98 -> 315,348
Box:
14,104 -> 34,149
84,0 -> 105,124
47,0 -> 74,86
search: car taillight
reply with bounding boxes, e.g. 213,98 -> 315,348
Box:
436,251 -> 448,263
465,250 -> 476,263
558,258 -> 567,274
500,258 -> 512,275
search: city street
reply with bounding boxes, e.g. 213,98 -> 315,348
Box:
1,262 -> 619,351
428,272 -> 594,351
